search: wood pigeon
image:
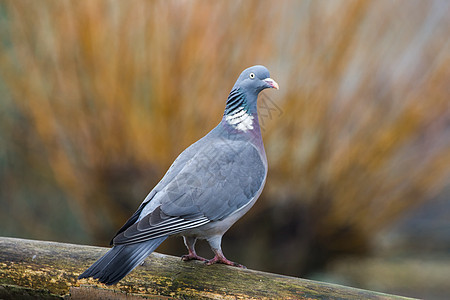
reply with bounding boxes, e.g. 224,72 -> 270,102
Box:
78,65 -> 279,285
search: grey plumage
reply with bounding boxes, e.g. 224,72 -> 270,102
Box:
79,237 -> 166,285
78,65 -> 279,285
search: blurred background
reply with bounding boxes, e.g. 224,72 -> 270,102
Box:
0,0 -> 449,298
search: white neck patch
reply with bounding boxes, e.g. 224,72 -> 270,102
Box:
225,107 -> 254,132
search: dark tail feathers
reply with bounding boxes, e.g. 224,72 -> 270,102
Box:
78,237 -> 167,285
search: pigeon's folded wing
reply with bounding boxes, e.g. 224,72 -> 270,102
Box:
112,139 -> 265,245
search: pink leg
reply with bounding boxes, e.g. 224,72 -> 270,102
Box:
206,249 -> 246,269
182,236 -> 207,262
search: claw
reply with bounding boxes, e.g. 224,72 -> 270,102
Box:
181,253 -> 207,262
205,254 -> 246,268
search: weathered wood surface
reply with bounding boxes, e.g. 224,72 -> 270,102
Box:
0,237 -> 415,299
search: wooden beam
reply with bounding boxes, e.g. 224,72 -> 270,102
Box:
0,237 -> 414,299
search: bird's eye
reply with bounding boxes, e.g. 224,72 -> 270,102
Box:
249,72 -> 255,79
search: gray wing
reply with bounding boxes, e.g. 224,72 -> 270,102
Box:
113,139 -> 266,245
110,137 -> 207,244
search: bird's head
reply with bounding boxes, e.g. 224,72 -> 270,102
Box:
223,65 -> 279,128
233,65 -> 279,95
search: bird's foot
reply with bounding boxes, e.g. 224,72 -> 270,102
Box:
181,253 -> 207,262
205,255 -> 246,268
